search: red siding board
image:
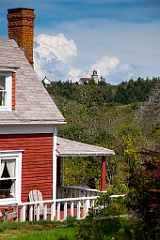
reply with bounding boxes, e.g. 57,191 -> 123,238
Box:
0,133 -> 53,202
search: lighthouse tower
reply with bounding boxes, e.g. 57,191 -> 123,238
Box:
91,69 -> 99,84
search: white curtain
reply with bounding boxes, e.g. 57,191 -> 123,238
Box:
6,159 -> 15,197
0,160 -> 5,177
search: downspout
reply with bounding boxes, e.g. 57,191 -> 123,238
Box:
62,157 -> 64,186
53,127 -> 57,201
57,156 -> 61,199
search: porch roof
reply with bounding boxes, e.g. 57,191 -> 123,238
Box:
57,137 -> 115,157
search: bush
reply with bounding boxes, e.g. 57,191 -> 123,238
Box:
74,193 -> 130,240
125,158 -> 160,239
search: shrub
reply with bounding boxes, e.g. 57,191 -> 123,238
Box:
125,158 -> 160,239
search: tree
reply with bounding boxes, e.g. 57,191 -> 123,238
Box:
137,80 -> 160,149
126,151 -> 160,239
113,83 -> 127,104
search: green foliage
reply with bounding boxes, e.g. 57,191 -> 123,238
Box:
63,216 -> 78,227
113,78 -> 159,104
45,77 -> 159,194
75,217 -> 123,240
90,192 -> 127,218
74,193 -> 146,240
63,156 -> 101,188
57,236 -> 70,240
45,78 -> 160,239
125,157 -> 160,239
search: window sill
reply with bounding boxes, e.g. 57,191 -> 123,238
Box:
0,107 -> 12,111
0,199 -> 19,206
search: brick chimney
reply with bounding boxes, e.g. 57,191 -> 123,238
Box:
7,8 -> 36,69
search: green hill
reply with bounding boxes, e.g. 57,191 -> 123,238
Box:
45,77 -> 160,193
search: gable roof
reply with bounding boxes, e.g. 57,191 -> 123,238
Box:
57,137 -> 115,157
0,39 -> 66,125
42,76 -> 51,85
79,78 -> 91,85
80,78 -> 91,82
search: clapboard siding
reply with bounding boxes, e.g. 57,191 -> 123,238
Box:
0,133 -> 53,202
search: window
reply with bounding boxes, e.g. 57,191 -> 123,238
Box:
0,151 -> 22,203
0,75 -> 6,106
0,72 -> 12,110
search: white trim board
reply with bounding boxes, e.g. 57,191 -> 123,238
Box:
0,124 -> 58,134
0,150 -> 23,204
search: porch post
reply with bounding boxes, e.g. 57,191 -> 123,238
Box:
62,157 -> 64,186
57,157 -> 61,198
101,156 -> 106,191
57,157 -> 61,186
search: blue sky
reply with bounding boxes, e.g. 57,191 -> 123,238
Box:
0,0 -> 160,84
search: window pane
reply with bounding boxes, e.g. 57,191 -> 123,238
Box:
0,76 -> 6,90
0,159 -> 16,198
0,91 -> 6,106
0,180 -> 15,198
0,76 -> 6,106
1,159 -> 16,178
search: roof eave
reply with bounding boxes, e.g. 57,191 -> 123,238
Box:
0,120 -> 67,125
56,151 -> 115,157
0,66 -> 20,72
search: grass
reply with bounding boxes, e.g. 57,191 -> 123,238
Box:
0,217 -> 145,240
2,227 -> 75,240
0,219 -> 76,240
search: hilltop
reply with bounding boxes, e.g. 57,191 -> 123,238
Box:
45,77 -> 160,192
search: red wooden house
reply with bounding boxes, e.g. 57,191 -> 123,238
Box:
0,8 -> 115,221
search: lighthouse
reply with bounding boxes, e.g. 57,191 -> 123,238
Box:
91,69 -> 99,84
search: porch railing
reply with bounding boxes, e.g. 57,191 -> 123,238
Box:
19,196 -> 98,222
0,193 -> 126,222
58,186 -> 104,199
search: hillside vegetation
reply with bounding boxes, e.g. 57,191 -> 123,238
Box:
46,77 -> 160,193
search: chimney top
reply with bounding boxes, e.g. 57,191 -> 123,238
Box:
7,7 -> 35,12
7,8 -> 36,69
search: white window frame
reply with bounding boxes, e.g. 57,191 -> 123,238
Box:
0,150 -> 23,204
0,72 -> 12,111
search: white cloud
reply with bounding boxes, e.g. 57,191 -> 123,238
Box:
34,33 -> 142,84
0,0 -> 160,84
89,55 -> 120,77
35,33 -> 77,62
32,7 -> 160,84
34,33 -> 79,81
68,68 -> 82,82
87,55 -> 140,84
106,62 -> 141,84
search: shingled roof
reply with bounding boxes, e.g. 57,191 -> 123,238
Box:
57,137 -> 115,157
0,39 -> 66,125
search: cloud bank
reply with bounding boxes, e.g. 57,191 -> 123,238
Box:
34,33 -> 79,81
0,0 -> 159,84
34,33 -> 140,84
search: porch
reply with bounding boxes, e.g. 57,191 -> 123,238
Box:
0,137 -> 117,222
1,189 -> 125,222
20,194 -> 98,222
0,185 -> 101,222
56,137 -> 115,194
